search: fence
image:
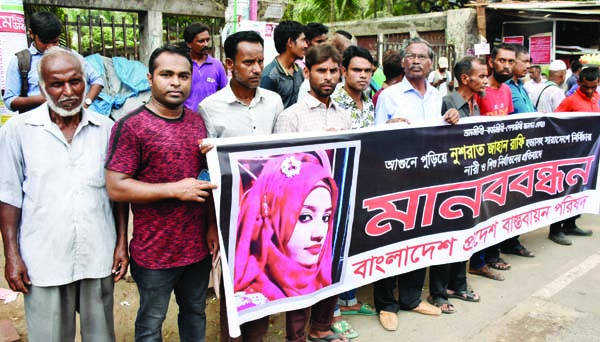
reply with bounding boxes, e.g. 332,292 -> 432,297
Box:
63,14 -> 139,60
54,15 -> 222,62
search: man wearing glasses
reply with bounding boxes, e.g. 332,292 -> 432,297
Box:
374,37 -> 457,125
373,37 -> 458,331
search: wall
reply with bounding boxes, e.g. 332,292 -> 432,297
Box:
330,8 -> 479,63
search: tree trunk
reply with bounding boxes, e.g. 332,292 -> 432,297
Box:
329,0 -> 336,23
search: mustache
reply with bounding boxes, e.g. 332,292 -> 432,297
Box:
58,96 -> 79,103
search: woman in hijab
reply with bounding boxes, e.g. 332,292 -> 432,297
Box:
234,151 -> 338,310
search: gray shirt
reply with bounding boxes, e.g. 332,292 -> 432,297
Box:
0,104 -> 116,286
442,90 -> 480,117
274,93 -> 351,133
198,84 -> 284,138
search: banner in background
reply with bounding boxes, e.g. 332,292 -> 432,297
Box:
206,113 -> 600,336
530,33 -> 553,64
0,0 -> 27,116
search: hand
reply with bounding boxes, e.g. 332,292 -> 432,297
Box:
172,178 -> 218,202
198,139 -> 214,154
206,224 -> 220,264
5,255 -> 31,293
386,117 -> 411,125
112,241 -> 129,282
443,109 -> 460,125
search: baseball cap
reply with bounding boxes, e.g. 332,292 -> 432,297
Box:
549,60 -> 567,71
438,57 -> 449,68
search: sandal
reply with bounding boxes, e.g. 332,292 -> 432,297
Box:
307,333 -> 348,342
339,302 -> 377,316
447,289 -> 480,302
468,265 -> 505,281
426,296 -> 456,314
331,320 -> 359,339
501,244 -> 535,257
486,257 -> 511,270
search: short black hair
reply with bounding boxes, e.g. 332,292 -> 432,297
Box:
335,30 -> 353,40
579,67 -> 599,82
305,44 -> 341,71
29,11 -> 62,41
305,23 -> 328,42
491,42 -> 517,61
513,44 -> 529,58
148,45 -> 192,75
183,22 -> 210,43
273,20 -> 305,54
453,56 -> 485,80
224,30 -> 264,60
529,65 -> 541,73
341,45 -> 373,70
382,51 -> 403,80
571,61 -> 583,73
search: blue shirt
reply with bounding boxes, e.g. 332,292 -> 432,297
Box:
3,43 -> 105,112
374,77 -> 442,125
506,78 -> 536,114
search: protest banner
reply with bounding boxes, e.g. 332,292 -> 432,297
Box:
205,113 -> 600,336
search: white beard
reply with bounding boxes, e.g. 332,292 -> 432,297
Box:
41,88 -> 83,117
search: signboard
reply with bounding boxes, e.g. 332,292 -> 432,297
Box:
503,36 -> 524,45
530,33 -> 553,65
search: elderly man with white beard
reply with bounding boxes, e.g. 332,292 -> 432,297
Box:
0,46 -> 128,342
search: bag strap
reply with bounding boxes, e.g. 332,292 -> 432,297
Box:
535,83 -> 555,109
15,49 -> 31,98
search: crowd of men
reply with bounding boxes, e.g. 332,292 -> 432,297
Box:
0,11 -> 598,342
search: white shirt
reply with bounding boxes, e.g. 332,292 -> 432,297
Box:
0,104 -> 116,286
198,84 -> 283,138
375,77 -> 443,125
535,82 -> 566,113
274,93 -> 351,133
524,79 -> 546,101
428,70 -> 452,97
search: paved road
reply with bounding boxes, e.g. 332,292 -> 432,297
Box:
336,213 -> 600,342
2,215 -> 598,341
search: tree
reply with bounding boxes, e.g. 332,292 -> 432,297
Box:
283,0 -> 366,23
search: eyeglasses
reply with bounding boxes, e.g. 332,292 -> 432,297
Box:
404,53 -> 430,61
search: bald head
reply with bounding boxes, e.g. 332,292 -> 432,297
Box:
38,46 -> 85,88
548,69 -> 566,86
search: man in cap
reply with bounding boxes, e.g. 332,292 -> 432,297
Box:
533,60 -> 567,113
428,56 -> 453,97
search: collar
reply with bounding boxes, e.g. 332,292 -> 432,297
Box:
575,88 -> 600,102
28,43 -> 43,55
449,90 -> 468,108
507,78 -> 524,87
275,57 -> 298,77
24,103 -> 100,127
398,77 -> 435,97
223,83 -> 265,105
304,92 -> 337,110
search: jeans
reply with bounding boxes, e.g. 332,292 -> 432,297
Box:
130,256 -> 212,342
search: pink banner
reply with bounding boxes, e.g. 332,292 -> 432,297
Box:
503,36 -> 524,45
0,12 -> 25,33
530,35 -> 552,64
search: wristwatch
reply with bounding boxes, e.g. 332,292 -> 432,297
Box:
84,98 -> 93,106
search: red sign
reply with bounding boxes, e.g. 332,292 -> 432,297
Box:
0,13 -> 25,33
530,34 -> 552,64
503,36 -> 524,45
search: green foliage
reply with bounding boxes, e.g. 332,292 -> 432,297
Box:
283,0 -> 420,23
283,0 -> 366,23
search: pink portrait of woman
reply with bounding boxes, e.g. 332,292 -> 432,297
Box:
234,151 -> 339,310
